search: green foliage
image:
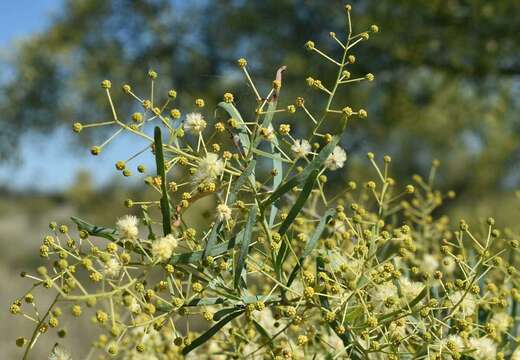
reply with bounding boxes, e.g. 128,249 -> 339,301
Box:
154,126 -> 172,235
182,310 -> 245,356
7,3 -> 520,360
234,204 -> 257,289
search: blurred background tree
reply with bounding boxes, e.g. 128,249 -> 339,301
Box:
1,0 -> 520,216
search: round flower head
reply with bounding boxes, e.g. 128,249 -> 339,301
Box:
194,153 -> 224,183
104,258 -> 121,278
128,297 -> 141,314
343,258 -> 363,280
291,139 -> 311,159
116,215 -> 139,241
489,312 -> 511,334
325,146 -> 347,170
447,334 -> 465,353
468,337 -> 496,360
437,334 -> 465,354
184,112 -> 207,134
422,254 -> 439,273
399,277 -> 424,302
216,204 -> 232,222
151,234 -> 178,262
441,255 -> 456,273
332,219 -> 347,233
259,125 -> 275,142
49,344 -> 72,360
369,282 -> 397,311
448,290 -> 477,317
512,347 -> 520,360
388,320 -> 406,339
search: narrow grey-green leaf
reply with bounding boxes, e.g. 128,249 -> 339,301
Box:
250,147 -> 291,163
170,228 -> 244,265
202,222 -> 223,260
263,136 -> 339,210
213,307 -> 238,321
512,299 -> 519,339
141,205 -> 156,240
182,310 -> 244,355
378,287 -> 429,323
157,294 -> 282,312
264,98 -> 284,228
253,320 -> 274,349
154,126 -> 172,236
302,209 -> 335,258
228,159 -> 256,205
217,101 -> 251,153
202,160 -> 255,259
316,256 -> 357,356
316,256 -> 330,309
275,170 -> 318,275
278,170 -> 318,236
268,146 -> 284,227
234,205 -> 258,289
170,239 -> 231,264
72,216 -> 150,257
286,208 -> 335,287
71,216 -> 117,241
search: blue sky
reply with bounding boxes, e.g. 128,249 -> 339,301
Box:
0,1 -> 60,47
0,0 -> 155,192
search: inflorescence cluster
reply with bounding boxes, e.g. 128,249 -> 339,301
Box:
10,4 -> 520,360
